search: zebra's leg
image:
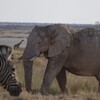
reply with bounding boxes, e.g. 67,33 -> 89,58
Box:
56,66 -> 68,94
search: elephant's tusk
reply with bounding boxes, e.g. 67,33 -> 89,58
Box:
30,56 -> 37,61
7,47 -> 14,61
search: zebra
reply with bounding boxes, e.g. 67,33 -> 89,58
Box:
0,45 -> 22,96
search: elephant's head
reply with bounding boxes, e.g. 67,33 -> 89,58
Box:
23,24 -> 72,61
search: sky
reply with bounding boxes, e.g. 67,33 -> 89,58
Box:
0,0 -> 100,24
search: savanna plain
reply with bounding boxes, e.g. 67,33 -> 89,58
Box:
0,23 -> 100,100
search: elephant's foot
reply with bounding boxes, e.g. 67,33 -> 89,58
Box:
62,88 -> 69,95
97,83 -> 100,94
40,88 -> 49,95
27,89 -> 37,94
31,89 -> 37,94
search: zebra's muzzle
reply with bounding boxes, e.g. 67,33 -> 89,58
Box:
9,85 -> 22,96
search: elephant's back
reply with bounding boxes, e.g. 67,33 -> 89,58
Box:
66,28 -> 100,76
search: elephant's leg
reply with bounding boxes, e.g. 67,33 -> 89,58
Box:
95,73 -> 100,93
40,54 -> 66,95
56,67 -> 68,94
23,60 -> 33,92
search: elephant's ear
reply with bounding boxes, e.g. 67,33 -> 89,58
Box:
48,25 -> 71,57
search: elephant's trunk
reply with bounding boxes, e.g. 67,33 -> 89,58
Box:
23,46 -> 34,92
23,59 -> 33,92
23,44 -> 41,92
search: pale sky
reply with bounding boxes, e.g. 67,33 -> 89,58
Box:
0,0 -> 100,24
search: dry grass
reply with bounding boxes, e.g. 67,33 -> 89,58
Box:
0,48 -> 100,100
0,28 -> 29,38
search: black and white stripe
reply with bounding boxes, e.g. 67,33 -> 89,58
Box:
0,45 -> 21,96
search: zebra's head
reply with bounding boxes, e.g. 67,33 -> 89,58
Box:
0,45 -> 22,96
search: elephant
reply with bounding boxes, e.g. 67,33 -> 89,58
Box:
23,24 -> 100,95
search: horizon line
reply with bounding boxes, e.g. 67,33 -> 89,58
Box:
0,21 -> 97,25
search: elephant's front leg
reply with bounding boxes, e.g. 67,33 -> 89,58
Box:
40,54 -> 66,95
56,67 -> 68,94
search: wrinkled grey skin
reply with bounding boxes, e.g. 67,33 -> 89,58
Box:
23,24 -> 100,95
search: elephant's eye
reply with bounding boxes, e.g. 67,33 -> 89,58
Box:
38,42 -> 42,47
38,42 -> 41,44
